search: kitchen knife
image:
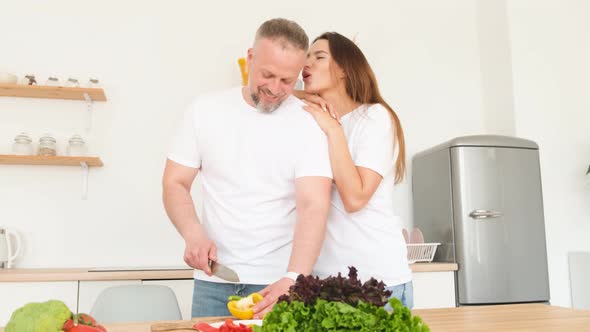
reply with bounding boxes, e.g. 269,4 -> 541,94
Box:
209,260 -> 240,282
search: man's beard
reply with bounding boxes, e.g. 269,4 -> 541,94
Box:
251,88 -> 284,113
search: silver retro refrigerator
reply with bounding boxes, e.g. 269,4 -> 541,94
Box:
412,135 -> 550,305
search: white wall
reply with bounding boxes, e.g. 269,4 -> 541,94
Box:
506,0 -> 590,307
2,0 -> 587,309
0,0 -> 484,268
1,0 -> 586,309
477,0 -> 516,135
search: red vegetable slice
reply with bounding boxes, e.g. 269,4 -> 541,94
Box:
193,322 -> 219,332
193,320 -> 253,332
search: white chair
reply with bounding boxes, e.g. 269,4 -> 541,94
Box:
90,284 -> 182,323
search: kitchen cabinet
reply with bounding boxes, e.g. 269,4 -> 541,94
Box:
142,279 -> 194,320
412,271 -> 456,309
0,281 -> 78,326
77,280 -> 142,314
0,279 -> 189,325
0,264 -> 458,325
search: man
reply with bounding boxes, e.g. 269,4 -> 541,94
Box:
162,18 -> 332,318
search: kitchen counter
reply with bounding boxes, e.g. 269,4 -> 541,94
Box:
2,304 -> 582,332
0,267 -> 194,282
414,303 -> 590,331
0,263 -> 457,282
74,304 -> 590,332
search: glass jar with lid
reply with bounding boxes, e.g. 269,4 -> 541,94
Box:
67,134 -> 87,156
45,76 -> 60,86
87,78 -> 100,88
12,132 -> 33,155
21,74 -> 37,85
65,78 -> 79,87
38,134 -> 57,156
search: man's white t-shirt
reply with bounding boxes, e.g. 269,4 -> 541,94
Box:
313,103 -> 412,286
168,87 -> 332,285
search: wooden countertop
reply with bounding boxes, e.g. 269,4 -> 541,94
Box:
0,268 -> 194,282
78,304 -> 590,332
411,262 -> 457,273
413,303 -> 590,331
0,263 -> 457,282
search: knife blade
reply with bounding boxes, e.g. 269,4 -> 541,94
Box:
209,260 -> 240,282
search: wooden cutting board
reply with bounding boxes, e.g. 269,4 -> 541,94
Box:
151,316 -> 230,332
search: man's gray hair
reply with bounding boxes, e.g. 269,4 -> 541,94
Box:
255,18 -> 309,51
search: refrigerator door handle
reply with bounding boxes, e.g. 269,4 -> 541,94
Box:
469,209 -> 504,219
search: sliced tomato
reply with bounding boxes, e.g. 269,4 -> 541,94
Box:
223,320 -> 252,332
193,322 -> 219,332
193,320 -> 253,332
64,325 -> 105,332
238,323 -> 253,332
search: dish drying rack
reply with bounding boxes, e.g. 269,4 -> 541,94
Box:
404,228 -> 440,263
406,243 -> 440,263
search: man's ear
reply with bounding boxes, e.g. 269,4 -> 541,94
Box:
247,48 -> 253,67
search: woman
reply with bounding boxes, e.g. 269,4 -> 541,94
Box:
297,32 -> 413,308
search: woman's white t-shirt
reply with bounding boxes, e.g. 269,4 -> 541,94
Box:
313,103 -> 412,286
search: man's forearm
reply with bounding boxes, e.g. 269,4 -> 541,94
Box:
288,204 -> 329,275
163,182 -> 204,242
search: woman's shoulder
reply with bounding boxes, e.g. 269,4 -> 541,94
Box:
365,103 -> 392,118
351,103 -> 393,128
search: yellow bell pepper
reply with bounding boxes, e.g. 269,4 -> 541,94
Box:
227,292 -> 263,320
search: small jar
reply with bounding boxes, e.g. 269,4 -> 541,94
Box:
67,134 -> 87,156
12,132 -> 33,155
45,76 -> 60,86
87,78 -> 100,88
65,78 -> 79,87
38,134 -> 57,156
21,74 -> 37,85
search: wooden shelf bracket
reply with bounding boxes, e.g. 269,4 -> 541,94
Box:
81,161 -> 89,200
83,92 -> 93,133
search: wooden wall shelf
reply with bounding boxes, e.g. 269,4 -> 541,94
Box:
0,155 -> 103,167
0,83 -> 107,101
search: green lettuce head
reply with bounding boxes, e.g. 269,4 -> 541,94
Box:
5,299 -> 72,332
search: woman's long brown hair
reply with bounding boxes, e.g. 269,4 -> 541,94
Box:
315,32 -> 406,184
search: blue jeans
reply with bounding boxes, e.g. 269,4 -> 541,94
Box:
385,281 -> 414,310
192,279 -> 267,318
